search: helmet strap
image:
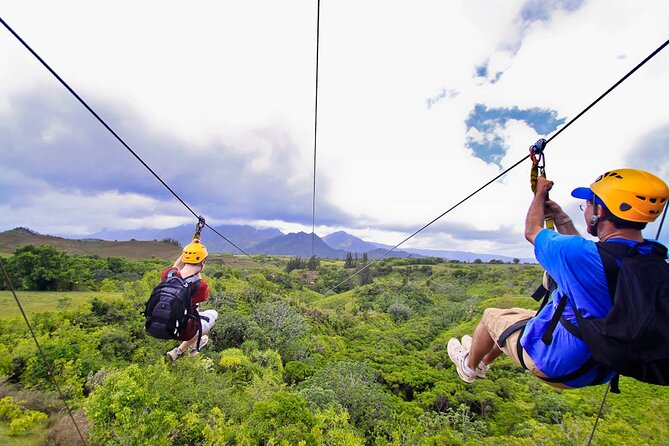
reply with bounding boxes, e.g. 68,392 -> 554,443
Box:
589,215 -> 599,237
589,196 -> 611,237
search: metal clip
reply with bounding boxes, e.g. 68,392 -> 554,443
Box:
529,138 -> 547,170
193,216 -> 206,240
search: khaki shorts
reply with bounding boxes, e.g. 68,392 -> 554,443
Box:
482,307 -> 564,384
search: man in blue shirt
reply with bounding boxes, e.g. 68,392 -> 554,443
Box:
448,168 -> 668,387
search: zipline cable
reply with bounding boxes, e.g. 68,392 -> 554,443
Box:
311,0 -> 321,258
0,260 -> 88,446
326,155 -> 530,292
327,36 -> 669,293
587,382 -> 611,446
655,200 -> 668,240
0,17 -> 254,260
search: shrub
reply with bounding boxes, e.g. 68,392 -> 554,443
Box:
0,396 -> 48,435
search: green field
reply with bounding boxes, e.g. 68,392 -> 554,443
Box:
0,291 -> 124,320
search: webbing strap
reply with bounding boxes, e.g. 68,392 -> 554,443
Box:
538,357 -> 599,384
496,318 -> 531,371
595,242 -> 629,301
497,318 -> 531,349
516,328 -> 528,370
559,315 -> 582,339
529,140 -> 555,230
541,294 -> 568,345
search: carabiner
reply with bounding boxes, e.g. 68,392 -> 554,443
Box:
529,138 -> 547,167
193,216 -> 206,240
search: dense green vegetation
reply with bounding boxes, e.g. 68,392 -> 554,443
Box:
1,245 -> 668,445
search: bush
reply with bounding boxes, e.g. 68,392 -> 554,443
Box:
247,301 -> 307,360
284,361 -> 315,385
387,300 -> 413,322
301,361 -> 393,432
0,396 -> 48,435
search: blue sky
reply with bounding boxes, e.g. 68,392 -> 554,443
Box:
1,0 -> 668,257
465,104 -> 566,167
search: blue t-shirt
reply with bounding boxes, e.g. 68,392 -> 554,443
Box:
520,230 -> 653,387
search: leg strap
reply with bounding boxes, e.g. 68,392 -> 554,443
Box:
497,318 -> 531,370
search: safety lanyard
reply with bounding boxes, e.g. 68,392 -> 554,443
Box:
193,216 -> 206,241
529,138 -> 555,230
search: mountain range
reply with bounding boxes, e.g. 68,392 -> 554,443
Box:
88,225 -> 533,263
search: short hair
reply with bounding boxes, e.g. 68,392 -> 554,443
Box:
596,198 -> 647,230
608,214 -> 647,230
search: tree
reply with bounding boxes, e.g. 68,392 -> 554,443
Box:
344,252 -> 354,268
248,301 -> 307,359
358,253 -> 373,286
6,245 -> 80,291
285,257 -> 305,273
513,258 -> 520,264
301,361 -> 392,432
307,255 -> 320,271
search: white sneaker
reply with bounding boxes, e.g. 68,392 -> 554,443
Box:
461,335 -> 489,379
189,335 -> 209,357
166,347 -> 183,362
447,338 -> 476,384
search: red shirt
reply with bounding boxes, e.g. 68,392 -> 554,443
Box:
160,267 -> 210,340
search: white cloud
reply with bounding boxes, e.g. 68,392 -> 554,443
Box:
1,0 -> 668,256
0,188 -> 189,236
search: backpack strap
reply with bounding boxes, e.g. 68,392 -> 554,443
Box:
542,242 -> 633,345
595,242 -> 631,301
184,275 -> 203,350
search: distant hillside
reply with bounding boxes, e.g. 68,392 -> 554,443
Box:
249,232 -> 346,258
0,227 -> 180,260
17,222 -> 535,263
322,231 -> 416,259
323,231 -> 378,253
90,224 -> 283,254
392,246 -> 534,263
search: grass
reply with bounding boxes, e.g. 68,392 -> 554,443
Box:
0,228 -> 179,259
0,291 -> 123,320
0,420 -> 48,446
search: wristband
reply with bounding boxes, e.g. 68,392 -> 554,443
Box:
555,217 -> 572,225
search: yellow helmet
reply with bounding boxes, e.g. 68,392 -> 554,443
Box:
182,242 -> 208,264
572,168 -> 668,223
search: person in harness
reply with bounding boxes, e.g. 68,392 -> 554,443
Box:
447,168 -> 668,388
161,240 -> 218,361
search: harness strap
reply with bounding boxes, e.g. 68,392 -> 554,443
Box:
537,357 -> 599,383
541,294 -> 568,345
531,272 -> 557,312
516,327 -> 528,370
497,318 -> 531,370
497,318 -> 531,349
559,315 -> 582,339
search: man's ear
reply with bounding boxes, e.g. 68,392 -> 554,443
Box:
595,204 -> 608,218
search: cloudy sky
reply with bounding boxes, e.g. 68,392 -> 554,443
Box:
1,0 -> 668,258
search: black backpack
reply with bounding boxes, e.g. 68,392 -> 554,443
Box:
575,241 -> 669,386
144,270 -> 202,344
